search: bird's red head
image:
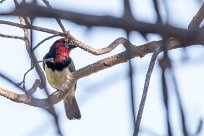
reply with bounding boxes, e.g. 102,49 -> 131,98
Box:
52,38 -> 76,63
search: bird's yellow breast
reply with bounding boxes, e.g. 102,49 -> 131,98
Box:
44,64 -> 71,90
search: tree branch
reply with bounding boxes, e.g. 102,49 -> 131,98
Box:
133,46 -> 161,136
2,17 -> 204,57
152,0 -> 163,23
0,20 -> 134,55
159,57 -> 173,136
123,0 -> 134,19
33,33 -> 61,51
0,1 -> 203,135
42,0 -> 67,34
0,37 -> 201,108
1,3 -> 200,40
188,2 -> 204,30
0,33 -> 25,40
0,20 -> 61,35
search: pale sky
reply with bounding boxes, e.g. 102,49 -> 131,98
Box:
0,0 -> 204,136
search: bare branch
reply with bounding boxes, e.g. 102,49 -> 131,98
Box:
26,79 -> 41,96
159,57 -> 173,136
16,10 -> 62,135
17,58 -> 53,88
17,64 -> 34,88
133,46 -> 161,136
123,0 -> 134,19
0,33 -> 25,40
40,58 -> 54,63
0,20 -> 136,55
188,2 -> 204,30
152,0 -> 163,23
13,0 -> 31,26
0,1 -> 203,135
42,0 -> 67,34
1,3 -> 198,40
194,119 -> 203,135
0,88 -> 28,102
19,16 -> 31,53
2,19 -> 204,57
33,34 -> 61,51
0,20 -> 61,35
125,33 -> 136,129
0,36 -> 200,108
0,71 -> 25,92
69,36 -> 135,55
171,68 -> 188,135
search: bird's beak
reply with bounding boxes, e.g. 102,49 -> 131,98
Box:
64,39 -> 77,49
68,44 -> 77,49
64,43 -> 77,49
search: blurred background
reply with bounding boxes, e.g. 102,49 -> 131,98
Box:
0,0 -> 204,136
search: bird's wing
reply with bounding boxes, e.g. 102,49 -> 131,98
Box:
68,57 -> 76,72
68,57 -> 77,91
43,61 -> 46,70
42,53 -> 49,70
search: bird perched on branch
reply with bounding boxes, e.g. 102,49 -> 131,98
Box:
43,38 -> 81,120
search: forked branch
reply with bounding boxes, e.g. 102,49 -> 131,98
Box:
0,36 -> 201,107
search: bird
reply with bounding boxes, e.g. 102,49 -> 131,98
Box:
43,38 -> 81,120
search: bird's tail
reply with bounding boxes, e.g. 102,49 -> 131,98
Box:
64,96 -> 81,120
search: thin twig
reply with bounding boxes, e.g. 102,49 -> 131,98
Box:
0,71 -> 25,92
159,57 -> 172,136
194,119 -> 203,135
39,58 -> 54,63
33,34 -> 61,51
0,33 -> 25,40
162,0 -> 170,23
68,35 -> 135,55
17,64 -> 34,88
18,16 -> 33,90
0,20 -> 61,35
11,19 -> 48,88
171,68 -> 188,136
42,0 -> 67,34
123,0 -> 134,19
17,57 -> 53,88
133,46 -> 161,136
128,59 -> 136,126
26,79 -> 41,96
126,33 -> 136,129
152,0 -> 163,23
188,2 -> 204,30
